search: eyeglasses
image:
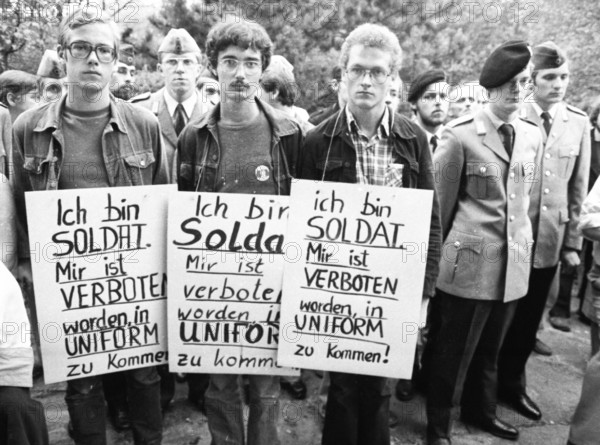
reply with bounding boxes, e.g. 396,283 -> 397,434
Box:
116,66 -> 136,77
346,67 -> 390,84
218,58 -> 262,75
68,41 -> 116,63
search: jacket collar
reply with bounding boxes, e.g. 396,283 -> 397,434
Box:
33,93 -> 128,134
192,97 -> 298,138
323,105 -> 417,140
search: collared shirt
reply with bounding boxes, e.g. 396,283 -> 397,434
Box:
532,102 -> 558,126
413,115 -> 444,153
163,90 -> 197,124
484,107 -> 519,154
345,105 -> 396,186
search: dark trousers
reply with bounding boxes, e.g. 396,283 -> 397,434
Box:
551,242 -> 592,319
0,387 -> 48,445
103,371 -> 128,412
322,372 -> 390,445
426,291 -> 517,441
419,294 -> 444,388
66,366 -> 162,445
499,265 -> 558,396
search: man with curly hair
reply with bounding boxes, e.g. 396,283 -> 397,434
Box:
177,20 -> 303,445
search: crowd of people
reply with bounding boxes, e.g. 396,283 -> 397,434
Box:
1,5 -> 600,445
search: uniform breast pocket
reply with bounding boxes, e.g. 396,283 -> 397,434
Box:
442,231 -> 484,284
465,162 -> 503,200
558,145 -> 580,179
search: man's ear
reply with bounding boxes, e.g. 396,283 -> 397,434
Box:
157,63 -> 163,75
57,45 -> 66,61
6,92 -> 17,107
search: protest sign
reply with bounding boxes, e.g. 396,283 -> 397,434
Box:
168,192 -> 296,375
278,180 -> 433,378
25,185 -> 174,384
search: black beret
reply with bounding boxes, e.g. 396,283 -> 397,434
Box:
479,40 -> 531,89
408,70 -> 446,103
532,41 -> 567,70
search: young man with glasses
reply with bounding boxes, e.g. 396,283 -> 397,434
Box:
177,21 -> 302,445
132,29 -> 210,179
299,23 -> 441,445
11,8 -> 168,445
426,41 -> 542,445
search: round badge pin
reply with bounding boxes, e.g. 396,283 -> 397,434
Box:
255,165 -> 270,181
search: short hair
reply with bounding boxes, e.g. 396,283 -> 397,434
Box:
58,7 -> 119,54
0,70 -> 40,106
339,24 -> 402,74
260,71 -> 298,107
205,22 -> 272,72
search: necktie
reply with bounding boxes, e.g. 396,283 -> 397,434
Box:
174,103 -> 186,136
499,123 -> 514,157
541,111 -> 552,135
430,135 -> 438,153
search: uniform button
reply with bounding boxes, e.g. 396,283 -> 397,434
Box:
552,132 -> 557,137
510,172 -> 515,178
480,166 -> 487,174
52,156 -> 59,162
454,241 -> 460,247
545,170 -> 551,177
508,236 -> 513,241
234,179 -> 239,184
212,155 -> 218,161
570,150 -> 575,156
344,161 -> 351,168
140,160 -> 145,166
544,188 -> 550,194
545,153 -> 551,159
509,215 -> 515,221
510,193 -> 516,199
542,205 -> 548,211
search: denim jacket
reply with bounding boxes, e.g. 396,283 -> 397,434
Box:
299,108 -> 441,297
11,94 -> 169,256
176,98 -> 302,194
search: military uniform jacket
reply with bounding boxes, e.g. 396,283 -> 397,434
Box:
521,102 -> 591,268
131,88 -> 215,181
434,110 -> 543,302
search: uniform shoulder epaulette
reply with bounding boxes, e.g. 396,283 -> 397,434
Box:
566,104 -> 587,117
518,116 -> 538,126
129,91 -> 151,103
446,114 -> 474,128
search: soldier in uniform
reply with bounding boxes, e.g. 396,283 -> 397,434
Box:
498,41 -> 591,418
131,28 -> 213,413
110,43 -> 137,101
131,29 -> 214,179
426,41 -> 542,445
408,70 -> 450,154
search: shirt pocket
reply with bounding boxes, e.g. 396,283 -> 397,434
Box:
558,145 -> 580,179
442,230 -> 484,284
122,151 -> 155,185
465,161 -> 503,200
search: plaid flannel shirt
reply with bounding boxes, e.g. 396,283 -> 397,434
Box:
345,106 -> 402,187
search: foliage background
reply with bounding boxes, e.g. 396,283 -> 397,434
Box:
2,0 -> 599,111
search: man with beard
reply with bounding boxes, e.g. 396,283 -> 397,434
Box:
11,7 -> 168,445
132,29 -> 209,178
110,43 -> 137,100
408,70 -> 450,153
177,21 -> 302,445
498,41 -> 590,420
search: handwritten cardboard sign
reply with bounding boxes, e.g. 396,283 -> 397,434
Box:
278,180 -> 433,378
25,185 -> 174,384
167,192 -> 296,375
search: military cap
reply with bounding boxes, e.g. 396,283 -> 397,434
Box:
408,69 -> 447,103
37,49 -> 66,79
158,29 -> 201,57
118,44 -> 135,66
479,40 -> 531,89
532,41 -> 567,70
